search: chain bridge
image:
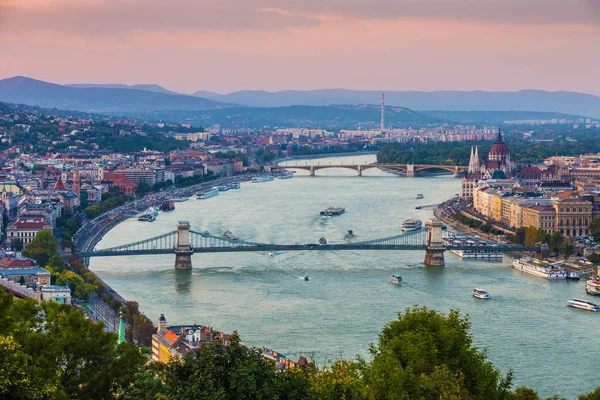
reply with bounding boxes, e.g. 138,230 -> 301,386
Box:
77,220 -> 541,269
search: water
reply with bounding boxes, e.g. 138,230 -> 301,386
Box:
90,154 -> 599,399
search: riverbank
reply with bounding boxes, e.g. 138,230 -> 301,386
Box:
275,150 -> 378,164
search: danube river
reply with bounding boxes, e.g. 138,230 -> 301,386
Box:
90,154 -> 598,399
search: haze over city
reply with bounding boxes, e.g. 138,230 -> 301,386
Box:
1,0 -> 600,94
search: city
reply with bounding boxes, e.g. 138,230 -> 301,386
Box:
2,1 -> 600,399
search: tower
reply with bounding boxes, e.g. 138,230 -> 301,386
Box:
61,163 -> 67,183
380,93 -> 385,133
157,313 -> 167,332
98,159 -> 104,181
117,311 -> 126,344
474,146 -> 480,172
468,147 -> 475,173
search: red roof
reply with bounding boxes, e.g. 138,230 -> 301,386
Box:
163,330 -> 178,345
9,219 -> 50,229
0,257 -> 37,268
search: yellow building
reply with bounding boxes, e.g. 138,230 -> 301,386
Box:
523,205 -> 556,234
553,198 -> 592,237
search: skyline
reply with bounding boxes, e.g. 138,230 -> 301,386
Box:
1,0 -> 600,95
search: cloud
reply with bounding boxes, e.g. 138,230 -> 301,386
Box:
0,0 -> 598,40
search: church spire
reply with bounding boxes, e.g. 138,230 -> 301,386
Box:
497,127 -> 502,142
474,146 -> 480,171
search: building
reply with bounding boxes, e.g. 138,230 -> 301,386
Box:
523,204 -> 556,234
6,218 -> 53,246
113,168 -> 156,186
40,285 -> 71,304
0,255 -> 50,287
553,198 -> 592,237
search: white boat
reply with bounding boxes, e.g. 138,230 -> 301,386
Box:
267,251 -> 274,257
251,175 -> 274,183
443,235 -> 503,259
170,197 -> 189,202
223,231 -> 238,241
586,279 -> 600,296
415,194 -> 424,199
401,219 -> 422,231
318,237 -> 327,245
391,274 -> 403,285
278,174 -> 293,179
230,182 -> 241,189
197,189 -> 219,199
512,258 -> 567,280
146,207 -> 159,216
567,298 -> 600,312
472,288 -> 491,299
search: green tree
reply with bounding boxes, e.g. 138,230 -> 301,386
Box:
18,276 -> 25,285
549,232 -> 564,256
561,242 -> 575,261
362,306 -> 513,400
589,218 -> 600,241
579,387 -> 600,400
11,238 -> 23,252
22,230 -> 58,266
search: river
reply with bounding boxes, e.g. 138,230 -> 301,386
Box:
89,154 -> 599,399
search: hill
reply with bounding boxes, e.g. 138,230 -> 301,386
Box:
67,83 -> 180,95
122,104 -> 441,129
192,88 -> 600,118
0,76 -> 229,112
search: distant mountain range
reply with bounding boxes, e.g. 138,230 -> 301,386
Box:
191,89 -> 600,118
66,83 -> 179,96
0,76 -> 229,112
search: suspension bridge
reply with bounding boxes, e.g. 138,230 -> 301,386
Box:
76,219 -> 542,269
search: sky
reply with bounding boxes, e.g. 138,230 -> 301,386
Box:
1,0 -> 600,95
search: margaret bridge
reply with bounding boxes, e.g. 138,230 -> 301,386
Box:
266,163 -> 469,177
77,219 -> 543,269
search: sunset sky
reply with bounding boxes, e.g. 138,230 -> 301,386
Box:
1,0 -> 599,95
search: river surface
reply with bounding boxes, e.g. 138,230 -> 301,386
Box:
90,154 -> 599,399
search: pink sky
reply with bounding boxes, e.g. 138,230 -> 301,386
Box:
1,0 -> 600,95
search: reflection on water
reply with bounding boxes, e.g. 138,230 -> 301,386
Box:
174,269 -> 192,295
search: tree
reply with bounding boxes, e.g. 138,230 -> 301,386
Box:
22,230 -> 58,266
562,242 -> 575,261
362,306 -> 513,400
11,238 -> 23,252
0,289 -> 149,399
589,218 -> 600,241
579,387 -> 600,400
18,276 -> 25,286
549,232 -> 564,256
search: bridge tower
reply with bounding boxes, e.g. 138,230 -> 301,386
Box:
175,221 -> 193,269
424,218 -> 445,266
406,163 -> 415,177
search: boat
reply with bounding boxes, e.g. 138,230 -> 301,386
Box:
161,199 -> 175,211
472,288 -> 491,299
511,258 -> 567,280
320,207 -> 345,216
586,279 -> 600,295
267,251 -> 274,257
251,175 -> 274,183
318,237 -> 327,245
279,173 -> 293,179
415,194 -> 424,199
170,197 -> 189,202
197,188 -> 219,199
401,219 -> 422,231
146,207 -> 159,216
223,231 -> 239,241
566,272 -> 581,280
303,275 -> 310,281
138,214 -> 155,222
218,185 -> 230,192
443,234 -> 503,259
344,230 -> 355,239
391,274 -> 403,285
567,298 -> 600,312
230,182 -> 241,189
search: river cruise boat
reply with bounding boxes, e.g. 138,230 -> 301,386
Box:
170,197 -> 189,202
318,237 -> 327,245
223,231 -> 239,241
218,185 -> 230,192
279,173 -> 293,179
512,258 -> 567,280
344,230 -> 355,239
566,272 -> 581,280
197,188 -> 219,199
230,182 -> 241,189
138,214 -> 155,222
320,207 -> 345,216
586,279 -> 600,296
391,274 -> 403,285
472,288 -> 491,299
401,219 -> 422,231
251,175 -> 274,183
146,207 -> 159,216
567,298 -> 600,312
443,234 -> 503,259
415,194 -> 424,199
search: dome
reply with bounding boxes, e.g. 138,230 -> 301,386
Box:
489,130 -> 510,159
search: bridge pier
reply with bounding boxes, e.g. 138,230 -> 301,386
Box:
310,166 -> 315,177
406,163 -> 415,177
175,221 -> 193,269
424,218 -> 445,266
357,166 -> 362,177
453,166 -> 459,178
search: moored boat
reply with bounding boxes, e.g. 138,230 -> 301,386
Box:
402,218 -> 422,231
415,194 -> 424,199
161,199 -> 175,211
251,175 -> 274,183
586,279 -> 600,296
197,188 -> 219,199
567,298 -> 600,312
512,258 -> 567,280
318,237 -> 327,245
279,173 -> 293,179
391,274 -> 403,285
320,207 -> 345,216
472,288 -> 491,299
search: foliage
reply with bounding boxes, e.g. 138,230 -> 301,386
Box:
123,301 -> 155,347
588,218 -> 600,241
561,242 -> 575,260
22,230 -> 58,266
85,193 -> 130,219
0,289 -> 149,399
